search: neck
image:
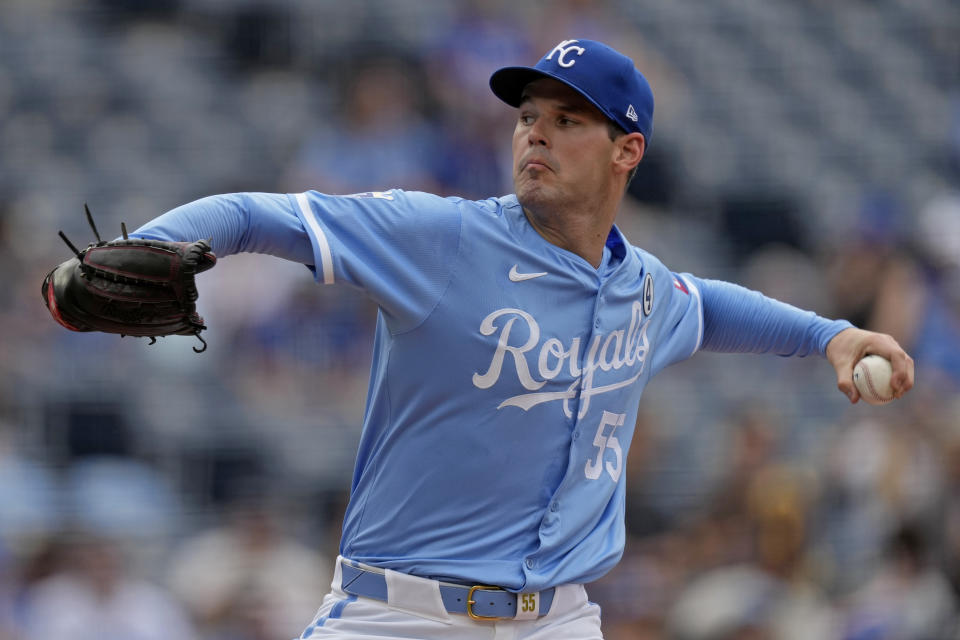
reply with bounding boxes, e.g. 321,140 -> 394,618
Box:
521,195 -> 619,269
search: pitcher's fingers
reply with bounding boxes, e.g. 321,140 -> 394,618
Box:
889,351 -> 915,397
836,361 -> 859,403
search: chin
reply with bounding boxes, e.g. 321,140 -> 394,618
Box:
516,190 -> 543,213
516,181 -> 553,211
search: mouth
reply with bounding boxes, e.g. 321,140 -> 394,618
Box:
520,157 -> 553,173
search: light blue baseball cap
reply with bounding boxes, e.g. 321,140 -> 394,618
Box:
490,38 -> 654,144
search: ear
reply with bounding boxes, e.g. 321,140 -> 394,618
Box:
613,132 -> 646,175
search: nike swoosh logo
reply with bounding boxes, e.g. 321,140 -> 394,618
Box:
509,265 -> 548,282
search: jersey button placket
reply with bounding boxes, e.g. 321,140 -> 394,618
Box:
595,290 -> 605,328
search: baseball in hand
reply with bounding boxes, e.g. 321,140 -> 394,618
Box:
853,355 -> 895,405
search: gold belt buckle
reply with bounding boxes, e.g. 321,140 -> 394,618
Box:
466,585 -> 509,621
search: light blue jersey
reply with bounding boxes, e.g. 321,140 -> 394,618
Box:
293,188 -> 704,592
134,189 -> 851,592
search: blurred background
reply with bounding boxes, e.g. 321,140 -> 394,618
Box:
2,0 -> 960,638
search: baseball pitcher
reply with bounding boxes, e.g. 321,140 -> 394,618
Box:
42,39 -> 914,639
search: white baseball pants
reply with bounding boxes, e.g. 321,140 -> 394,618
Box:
297,558 -> 603,639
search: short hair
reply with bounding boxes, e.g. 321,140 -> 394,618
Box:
606,121 -> 640,188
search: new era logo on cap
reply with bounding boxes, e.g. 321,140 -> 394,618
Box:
489,38 -> 654,144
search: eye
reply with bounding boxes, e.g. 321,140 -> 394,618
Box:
558,116 -> 578,126
519,114 -> 535,126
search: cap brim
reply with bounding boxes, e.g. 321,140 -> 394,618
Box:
489,67 -> 556,107
489,66 -> 617,129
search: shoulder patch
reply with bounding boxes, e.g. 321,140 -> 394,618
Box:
643,272 -> 654,316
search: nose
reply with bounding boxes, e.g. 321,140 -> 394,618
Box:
526,119 -> 549,147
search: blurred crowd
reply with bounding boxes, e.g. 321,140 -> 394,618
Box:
2,0 -> 959,638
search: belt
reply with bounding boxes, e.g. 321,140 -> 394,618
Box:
338,559 -> 555,621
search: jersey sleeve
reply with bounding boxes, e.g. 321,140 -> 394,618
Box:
649,269 -> 705,375
697,277 -> 853,356
131,192 -> 314,264
289,189 -> 462,333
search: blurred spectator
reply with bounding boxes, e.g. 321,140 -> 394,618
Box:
841,523 -> 959,640
19,533 -> 198,640
64,457 -> 182,546
166,493 -> 331,640
285,53 -> 443,195
667,464 -> 839,640
224,280 -> 377,424
820,412 -> 945,593
711,407 -> 782,521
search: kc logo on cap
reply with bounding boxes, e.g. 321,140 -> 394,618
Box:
546,39 -> 586,68
489,38 -> 655,145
